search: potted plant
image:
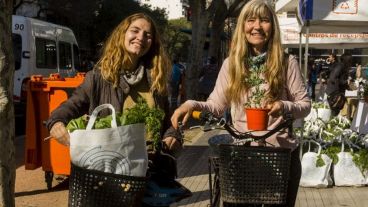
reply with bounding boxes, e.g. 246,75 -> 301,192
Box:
244,67 -> 270,131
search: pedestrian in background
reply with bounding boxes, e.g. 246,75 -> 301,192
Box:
171,0 -> 310,206
307,59 -> 319,101
326,52 -> 350,116
342,62 -> 362,120
197,56 -> 219,101
170,58 -> 183,111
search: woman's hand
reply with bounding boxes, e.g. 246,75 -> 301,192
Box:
162,137 -> 182,154
171,102 -> 193,129
267,101 -> 284,117
49,122 -> 70,146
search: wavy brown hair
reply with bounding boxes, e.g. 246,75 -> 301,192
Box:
226,0 -> 286,104
96,13 -> 170,95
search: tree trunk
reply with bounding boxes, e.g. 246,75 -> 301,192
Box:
208,0 -> 227,60
185,0 -> 212,100
208,0 -> 249,60
0,0 -> 16,206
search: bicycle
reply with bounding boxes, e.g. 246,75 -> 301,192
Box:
192,111 -> 294,207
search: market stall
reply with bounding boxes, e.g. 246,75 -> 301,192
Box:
296,0 -> 368,77
278,15 -> 368,49
276,0 -> 368,188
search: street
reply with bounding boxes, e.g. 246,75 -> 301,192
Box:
14,134 -> 69,207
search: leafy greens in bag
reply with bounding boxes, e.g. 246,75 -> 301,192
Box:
66,114 -> 88,132
66,98 -> 165,147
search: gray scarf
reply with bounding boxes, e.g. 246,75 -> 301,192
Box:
122,64 -> 145,85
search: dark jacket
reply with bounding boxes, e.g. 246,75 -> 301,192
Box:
326,62 -> 348,95
46,68 -> 180,141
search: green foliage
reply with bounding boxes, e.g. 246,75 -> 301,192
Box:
164,18 -> 191,60
316,155 -> 326,167
363,82 -> 368,96
317,144 -> 368,173
320,116 -> 351,142
67,98 -> 165,148
121,98 -> 165,148
312,102 -> 329,109
66,114 -> 88,132
353,149 -> 368,173
46,0 -> 169,60
244,64 -> 266,108
321,145 -> 342,165
96,1 -> 168,43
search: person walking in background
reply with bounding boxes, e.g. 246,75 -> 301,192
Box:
170,58 -> 183,111
343,62 -> 362,120
171,0 -> 311,206
307,59 -> 319,101
317,59 -> 329,102
326,52 -> 350,116
197,56 -> 220,101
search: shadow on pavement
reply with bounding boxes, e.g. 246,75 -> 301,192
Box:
15,178 -> 69,197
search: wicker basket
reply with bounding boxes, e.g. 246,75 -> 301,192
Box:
208,134 -> 234,157
218,145 -> 291,205
68,164 -> 146,207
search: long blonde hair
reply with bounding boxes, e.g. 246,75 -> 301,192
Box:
96,13 -> 170,95
226,0 -> 285,104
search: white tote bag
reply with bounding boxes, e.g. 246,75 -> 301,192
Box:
317,108 -> 331,123
70,104 -> 148,177
333,141 -> 366,186
299,140 -> 333,188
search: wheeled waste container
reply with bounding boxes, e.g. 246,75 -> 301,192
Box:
25,73 -> 85,189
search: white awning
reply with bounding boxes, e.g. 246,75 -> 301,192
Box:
279,16 -> 368,49
298,0 -> 368,33
275,0 -> 298,13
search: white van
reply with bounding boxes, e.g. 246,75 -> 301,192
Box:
12,15 -> 81,104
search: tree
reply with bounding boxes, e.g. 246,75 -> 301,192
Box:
208,0 -> 248,60
185,0 -> 247,99
0,0 -> 16,206
185,0 -> 222,99
164,18 -> 191,60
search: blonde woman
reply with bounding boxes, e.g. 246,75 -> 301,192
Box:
47,13 -> 182,155
171,0 -> 310,206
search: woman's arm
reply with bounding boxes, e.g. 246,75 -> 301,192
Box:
282,55 -> 311,119
46,71 -> 93,130
187,58 -> 231,117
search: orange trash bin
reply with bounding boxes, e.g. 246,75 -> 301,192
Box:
25,73 -> 85,189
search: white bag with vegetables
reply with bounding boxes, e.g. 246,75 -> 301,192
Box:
299,140 -> 333,188
333,140 -> 367,186
68,101 -> 164,177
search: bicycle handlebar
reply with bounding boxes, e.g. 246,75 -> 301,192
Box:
192,110 -> 293,143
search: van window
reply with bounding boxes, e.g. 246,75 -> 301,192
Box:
59,41 -> 72,69
12,34 -> 22,70
73,44 -> 81,71
36,38 -> 57,69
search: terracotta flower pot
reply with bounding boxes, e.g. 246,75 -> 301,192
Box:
245,108 -> 270,131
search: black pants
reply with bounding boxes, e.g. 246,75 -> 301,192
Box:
223,147 -> 301,207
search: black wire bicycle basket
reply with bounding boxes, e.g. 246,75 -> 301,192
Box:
68,163 -> 147,207
218,145 -> 291,205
